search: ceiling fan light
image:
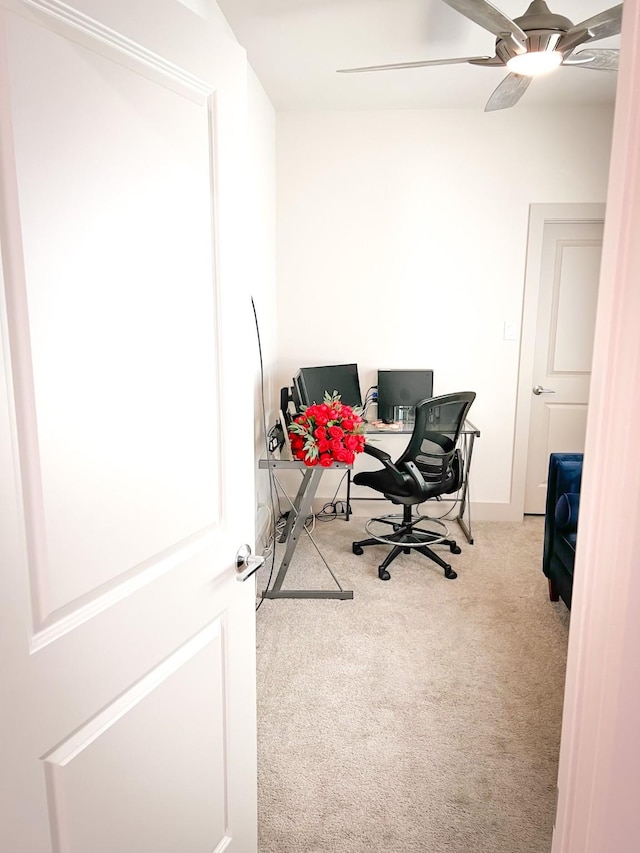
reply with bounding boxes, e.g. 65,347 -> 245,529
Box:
507,49 -> 563,76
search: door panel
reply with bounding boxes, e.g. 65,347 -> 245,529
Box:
0,2 -> 256,850
43,622 -> 228,853
551,245 -> 600,373
544,402 -> 589,450
10,10 -> 221,620
524,221 -> 602,513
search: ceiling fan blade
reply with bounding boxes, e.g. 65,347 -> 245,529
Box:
484,73 -> 532,112
562,48 -> 620,71
557,4 -> 623,53
441,0 -> 527,50
568,4 -> 623,40
337,56 -> 492,73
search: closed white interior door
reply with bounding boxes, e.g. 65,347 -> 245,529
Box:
0,1 -> 257,851
524,220 -> 603,513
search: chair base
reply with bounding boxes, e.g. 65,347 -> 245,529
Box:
352,507 -> 461,581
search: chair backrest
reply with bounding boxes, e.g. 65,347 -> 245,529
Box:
396,392 -> 476,489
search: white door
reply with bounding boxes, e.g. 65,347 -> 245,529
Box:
524,219 -> 603,513
0,2 -> 257,851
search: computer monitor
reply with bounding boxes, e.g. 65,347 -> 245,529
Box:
279,386 -> 295,429
293,363 -> 362,408
376,369 -> 434,422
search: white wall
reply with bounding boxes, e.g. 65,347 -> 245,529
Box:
246,68 -> 277,543
276,106 -> 614,514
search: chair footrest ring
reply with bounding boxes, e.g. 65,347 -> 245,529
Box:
364,513 -> 449,547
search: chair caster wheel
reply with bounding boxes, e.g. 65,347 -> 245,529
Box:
450,542 -> 462,555
444,566 -> 457,580
378,567 -> 391,581
352,544 -> 364,556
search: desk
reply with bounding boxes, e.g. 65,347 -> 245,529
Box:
346,419 -> 480,544
258,458 -> 354,600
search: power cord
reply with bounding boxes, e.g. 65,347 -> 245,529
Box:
362,385 -> 377,409
250,295 -> 278,609
276,508 -> 316,536
316,471 -> 351,521
361,385 -> 378,420
415,453 -> 467,521
317,500 -> 351,520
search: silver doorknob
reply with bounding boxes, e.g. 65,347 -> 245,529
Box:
235,544 -> 265,582
533,385 -> 556,395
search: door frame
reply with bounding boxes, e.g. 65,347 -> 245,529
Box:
511,202 -> 605,519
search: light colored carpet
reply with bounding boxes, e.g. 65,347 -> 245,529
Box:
255,516 -> 570,853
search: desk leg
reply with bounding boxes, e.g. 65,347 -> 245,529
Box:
263,467 -> 354,600
272,469 -> 317,590
456,432 -> 476,544
278,469 -> 312,544
345,471 -> 351,522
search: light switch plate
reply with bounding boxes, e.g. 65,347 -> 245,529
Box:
503,321 -> 518,341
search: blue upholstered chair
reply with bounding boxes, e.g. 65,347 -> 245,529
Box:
542,453 -> 583,609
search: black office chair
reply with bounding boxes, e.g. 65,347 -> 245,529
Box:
352,392 -> 476,581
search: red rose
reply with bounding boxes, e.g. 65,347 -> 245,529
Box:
341,418 -> 354,431
345,434 -> 359,451
314,427 -> 327,440
344,449 -> 355,464
319,454 -> 333,467
291,436 -> 304,450
294,449 -> 306,460
335,447 -> 350,463
318,439 -> 330,453
328,425 -> 344,439
330,438 -> 343,452
315,413 -> 328,426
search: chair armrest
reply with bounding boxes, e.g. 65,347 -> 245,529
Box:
363,444 -> 392,465
361,443 -> 414,490
403,460 -> 426,491
555,492 -> 580,533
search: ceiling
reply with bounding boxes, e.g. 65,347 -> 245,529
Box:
216,0 -> 621,111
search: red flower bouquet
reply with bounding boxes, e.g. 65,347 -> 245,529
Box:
288,392 -> 366,467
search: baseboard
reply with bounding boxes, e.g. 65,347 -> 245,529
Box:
254,499 -> 527,558
258,493 -> 523,530
320,498 -> 523,523
256,505 -> 273,553
470,501 -> 524,522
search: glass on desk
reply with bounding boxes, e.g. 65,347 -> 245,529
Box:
393,405 -> 414,427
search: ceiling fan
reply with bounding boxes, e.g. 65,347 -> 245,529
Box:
337,0 -> 622,111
